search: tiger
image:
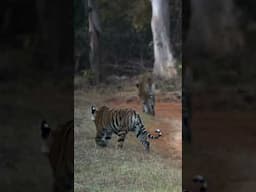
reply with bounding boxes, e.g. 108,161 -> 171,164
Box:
136,72 -> 156,116
183,175 -> 208,192
91,105 -> 162,152
40,120 -> 74,192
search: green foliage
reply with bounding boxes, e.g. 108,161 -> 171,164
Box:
74,0 -> 181,76
129,0 -> 151,32
97,0 -> 153,66
81,69 -> 96,80
99,0 -> 133,28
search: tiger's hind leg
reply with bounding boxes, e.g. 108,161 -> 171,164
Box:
117,130 -> 127,149
138,134 -> 150,152
143,140 -> 150,152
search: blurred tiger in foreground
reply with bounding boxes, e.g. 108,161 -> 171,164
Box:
183,175 -> 208,192
40,120 -> 74,192
136,72 -> 156,116
91,105 -> 162,152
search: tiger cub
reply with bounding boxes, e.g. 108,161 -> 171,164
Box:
91,105 -> 162,151
40,120 -> 74,192
136,72 -> 156,116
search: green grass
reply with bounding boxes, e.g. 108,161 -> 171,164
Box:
75,89 -> 181,192
75,147 -> 181,192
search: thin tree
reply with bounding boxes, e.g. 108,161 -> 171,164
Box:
150,0 -> 177,79
88,0 -> 101,83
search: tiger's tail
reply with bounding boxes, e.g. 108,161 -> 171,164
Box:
137,127 -> 162,140
136,127 -> 162,152
147,129 -> 162,139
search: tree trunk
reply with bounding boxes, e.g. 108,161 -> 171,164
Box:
150,0 -> 177,79
88,0 -> 101,83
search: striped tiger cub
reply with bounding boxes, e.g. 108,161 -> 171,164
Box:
136,72 -> 156,116
91,105 -> 162,151
40,120 -> 74,192
183,175 -> 208,192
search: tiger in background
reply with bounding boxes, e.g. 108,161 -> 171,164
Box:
40,120 -> 74,192
91,105 -> 162,152
183,175 -> 208,192
136,72 -> 156,116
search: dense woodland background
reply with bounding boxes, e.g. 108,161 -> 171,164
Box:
74,0 -> 181,83
0,0 -> 256,86
73,0 -> 256,91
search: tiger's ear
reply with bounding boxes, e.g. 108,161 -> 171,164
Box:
91,105 -> 97,114
91,106 -> 97,121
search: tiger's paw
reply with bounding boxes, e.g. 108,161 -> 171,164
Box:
95,140 -> 107,147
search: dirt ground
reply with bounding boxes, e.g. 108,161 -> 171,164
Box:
183,96 -> 256,192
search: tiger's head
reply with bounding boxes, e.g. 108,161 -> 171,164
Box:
91,105 -> 109,121
40,120 -> 74,192
136,74 -> 156,116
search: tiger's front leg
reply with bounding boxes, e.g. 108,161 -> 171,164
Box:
117,130 -> 127,149
95,129 -> 107,147
143,102 -> 148,113
104,129 -> 113,145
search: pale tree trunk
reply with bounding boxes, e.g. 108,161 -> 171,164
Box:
150,0 -> 177,79
88,0 -> 101,83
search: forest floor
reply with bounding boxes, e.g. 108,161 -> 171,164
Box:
74,78 -> 182,192
183,92 -> 256,192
